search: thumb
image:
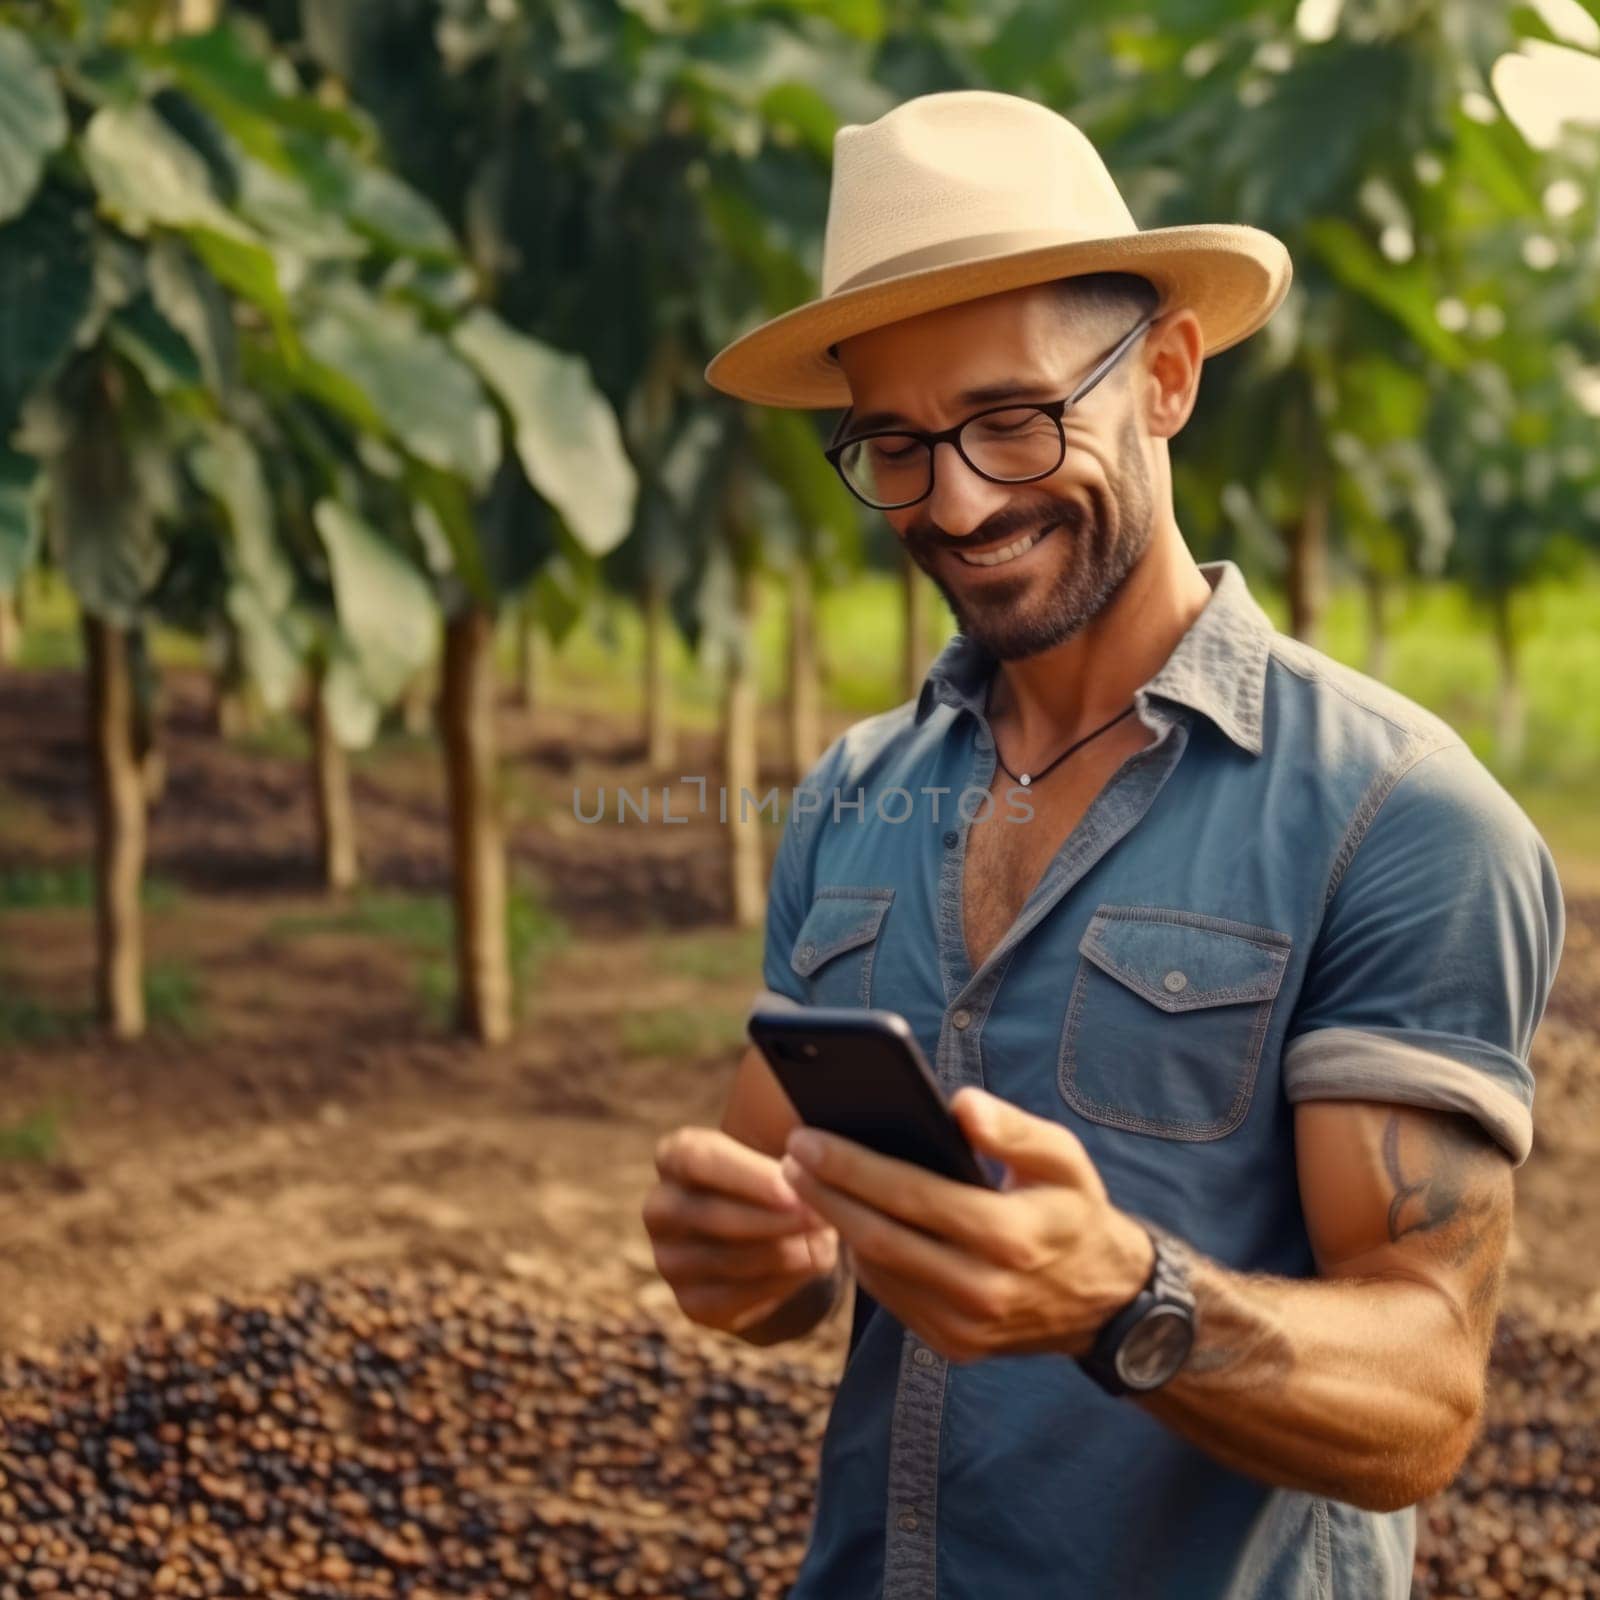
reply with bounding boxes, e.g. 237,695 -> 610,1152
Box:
952,1087 -> 1096,1188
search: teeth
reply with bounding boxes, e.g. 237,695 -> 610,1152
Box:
956,526 -> 1050,567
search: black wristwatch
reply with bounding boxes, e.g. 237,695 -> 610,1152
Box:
1078,1217 -> 1197,1397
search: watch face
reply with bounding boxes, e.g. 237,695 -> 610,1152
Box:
1114,1306 -> 1195,1391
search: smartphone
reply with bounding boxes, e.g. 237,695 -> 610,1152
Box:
747,1004 -> 1007,1191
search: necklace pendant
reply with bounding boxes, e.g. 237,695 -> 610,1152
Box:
1019,773 -> 1030,786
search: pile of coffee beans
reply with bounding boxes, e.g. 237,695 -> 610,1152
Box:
1,1266 -> 1594,1597
1413,1312 -> 1599,1597
0,1267 -> 828,1598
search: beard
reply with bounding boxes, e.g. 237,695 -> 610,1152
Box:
904,412 -> 1155,662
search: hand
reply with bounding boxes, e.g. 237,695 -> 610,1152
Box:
643,1125 -> 841,1336
778,1086 -> 1154,1364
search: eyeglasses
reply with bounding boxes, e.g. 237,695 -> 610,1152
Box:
822,310 -> 1158,511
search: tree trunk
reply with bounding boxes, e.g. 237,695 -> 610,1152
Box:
441,607 -> 511,1043
401,663 -> 435,737
644,570 -> 675,773
1491,588 -> 1525,771
1362,568 -> 1389,682
0,593 -> 19,664
902,551 -> 931,700
130,626 -> 166,806
309,664 -> 360,892
787,558 -> 822,782
724,565 -> 766,930
84,614 -> 146,1040
1286,485 -> 1329,647
516,597 -> 545,714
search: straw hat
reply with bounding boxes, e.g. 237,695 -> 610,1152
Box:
703,89 -> 1292,410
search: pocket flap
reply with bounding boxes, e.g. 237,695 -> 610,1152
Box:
1078,906 -> 1289,1013
790,887 -> 895,978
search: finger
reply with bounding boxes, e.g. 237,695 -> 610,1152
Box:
644,1182 -> 823,1242
656,1126 -> 812,1213
782,1129 -> 1013,1256
950,1088 -> 1102,1191
654,1229 -> 837,1285
782,1164 -> 994,1317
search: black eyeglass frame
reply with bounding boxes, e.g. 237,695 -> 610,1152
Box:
822,308 -> 1160,511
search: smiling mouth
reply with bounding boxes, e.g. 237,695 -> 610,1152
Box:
952,522 -> 1059,568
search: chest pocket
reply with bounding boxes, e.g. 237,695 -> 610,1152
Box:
789,886 -> 895,1007
1059,905 -> 1291,1140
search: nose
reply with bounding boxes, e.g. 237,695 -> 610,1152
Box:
923,439 -> 1014,540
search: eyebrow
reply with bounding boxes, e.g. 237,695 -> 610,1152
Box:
840,380 -> 1060,439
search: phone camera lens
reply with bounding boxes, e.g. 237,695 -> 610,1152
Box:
802,1043 -> 818,1058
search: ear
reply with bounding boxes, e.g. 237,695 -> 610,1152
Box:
1142,308 -> 1204,442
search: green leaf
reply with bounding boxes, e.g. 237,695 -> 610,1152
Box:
186,226 -> 295,354
0,444 -> 42,592
81,103 -> 249,240
234,156 -> 366,260
225,579 -> 303,713
1304,219 -> 1471,370
189,423 -> 294,612
309,142 -> 457,261
148,237 -> 239,397
452,306 -> 637,556
313,496 -> 437,704
0,186 -> 96,435
322,640 -> 384,749
302,289 -> 498,488
758,82 -> 840,162
40,362 -> 167,624
754,407 -> 860,564
403,454 -> 491,605
154,20 -> 367,154
108,293 -> 203,395
0,28 -> 67,226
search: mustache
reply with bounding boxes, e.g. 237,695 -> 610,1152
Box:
910,503 -> 1085,554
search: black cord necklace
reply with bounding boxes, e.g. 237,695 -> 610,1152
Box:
983,676 -> 1138,787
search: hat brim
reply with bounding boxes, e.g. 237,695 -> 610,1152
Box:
703,223 -> 1292,409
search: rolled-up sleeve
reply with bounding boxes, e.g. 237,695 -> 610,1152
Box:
1283,741 -> 1566,1167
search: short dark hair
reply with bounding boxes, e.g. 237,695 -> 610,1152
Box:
1048,271 -> 1160,332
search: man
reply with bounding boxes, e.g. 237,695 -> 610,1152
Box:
640,89 -> 1565,1598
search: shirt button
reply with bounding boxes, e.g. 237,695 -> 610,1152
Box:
800,942 -> 816,962
913,1346 -> 936,1367
951,1008 -> 972,1030
1163,970 -> 1188,994
897,1511 -> 919,1532
942,829 -> 959,849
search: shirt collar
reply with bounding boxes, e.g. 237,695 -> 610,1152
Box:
912,559 -> 1272,756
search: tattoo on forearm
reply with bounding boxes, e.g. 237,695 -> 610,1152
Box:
1381,1113 -> 1497,1258
1381,1111 -> 1510,1343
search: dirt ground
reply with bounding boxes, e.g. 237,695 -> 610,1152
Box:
1,659 -> 1596,1380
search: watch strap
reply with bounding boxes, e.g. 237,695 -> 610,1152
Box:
1078,1217 -> 1196,1396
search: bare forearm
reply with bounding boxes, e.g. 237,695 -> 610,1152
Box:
1135,1252 -> 1485,1511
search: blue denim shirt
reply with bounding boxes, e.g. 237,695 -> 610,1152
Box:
751,560 -> 1564,1600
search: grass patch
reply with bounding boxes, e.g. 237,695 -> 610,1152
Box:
0,960 -> 203,1042
647,926 -> 766,983
0,863 -> 179,912
0,1104 -> 66,1165
264,890 -> 456,949
265,880 -> 568,1029
0,989 -> 77,1045
618,1003 -> 750,1061
143,959 -> 206,1037
231,719 -> 310,760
